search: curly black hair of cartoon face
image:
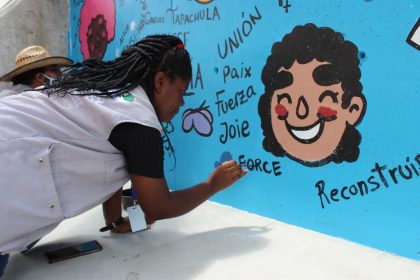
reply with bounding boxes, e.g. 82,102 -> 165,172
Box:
258,23 -> 367,166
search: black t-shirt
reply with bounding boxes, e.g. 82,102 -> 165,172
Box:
108,122 -> 164,178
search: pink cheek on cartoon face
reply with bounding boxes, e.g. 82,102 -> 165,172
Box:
275,104 -> 288,118
318,106 -> 337,118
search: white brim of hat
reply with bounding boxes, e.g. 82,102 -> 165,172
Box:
0,56 -> 73,82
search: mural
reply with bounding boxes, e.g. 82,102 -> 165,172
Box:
182,101 -> 214,137
79,0 -> 116,59
407,17 -> 420,50
259,24 -> 366,167
69,0 -> 420,261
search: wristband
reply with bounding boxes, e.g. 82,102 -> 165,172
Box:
99,216 -> 124,232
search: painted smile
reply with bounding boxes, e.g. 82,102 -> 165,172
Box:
285,119 -> 325,144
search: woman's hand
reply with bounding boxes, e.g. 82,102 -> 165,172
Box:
128,162 -> 247,222
206,160 -> 248,192
111,216 -> 155,233
111,216 -> 131,233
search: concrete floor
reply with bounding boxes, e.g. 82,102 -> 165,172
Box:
3,201 -> 420,280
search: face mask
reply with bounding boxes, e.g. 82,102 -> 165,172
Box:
41,73 -> 57,86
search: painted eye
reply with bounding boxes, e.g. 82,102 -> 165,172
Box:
318,106 -> 337,118
275,104 -> 288,118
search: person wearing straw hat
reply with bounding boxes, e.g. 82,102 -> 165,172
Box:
0,46 -> 73,276
0,45 -> 73,98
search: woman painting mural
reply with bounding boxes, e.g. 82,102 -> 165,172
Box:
0,35 -> 247,277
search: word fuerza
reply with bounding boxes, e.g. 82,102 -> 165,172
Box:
315,154 -> 420,208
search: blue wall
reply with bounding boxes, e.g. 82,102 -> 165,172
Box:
69,0 -> 420,260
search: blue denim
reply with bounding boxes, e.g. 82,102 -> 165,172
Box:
0,253 -> 9,278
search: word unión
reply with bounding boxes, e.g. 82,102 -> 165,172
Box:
217,5 -> 262,59
315,154 -> 420,208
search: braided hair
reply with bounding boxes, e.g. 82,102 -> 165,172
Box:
50,34 -> 192,100
49,35 -> 191,169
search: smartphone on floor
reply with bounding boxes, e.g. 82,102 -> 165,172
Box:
44,240 -> 102,264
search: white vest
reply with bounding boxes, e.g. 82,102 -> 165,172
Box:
0,83 -> 32,98
0,86 -> 161,252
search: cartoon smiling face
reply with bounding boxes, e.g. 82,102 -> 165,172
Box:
270,59 -> 365,164
259,23 -> 367,166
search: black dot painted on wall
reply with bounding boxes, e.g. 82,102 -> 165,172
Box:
358,51 -> 367,62
214,67 -> 219,74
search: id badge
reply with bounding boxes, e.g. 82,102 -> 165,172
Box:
126,204 -> 148,232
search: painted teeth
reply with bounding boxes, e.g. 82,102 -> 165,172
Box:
291,123 -> 320,140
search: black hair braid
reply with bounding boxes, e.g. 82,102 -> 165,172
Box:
45,35 -> 190,168
47,34 -> 189,97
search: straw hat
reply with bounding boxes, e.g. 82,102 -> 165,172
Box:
0,46 -> 73,82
